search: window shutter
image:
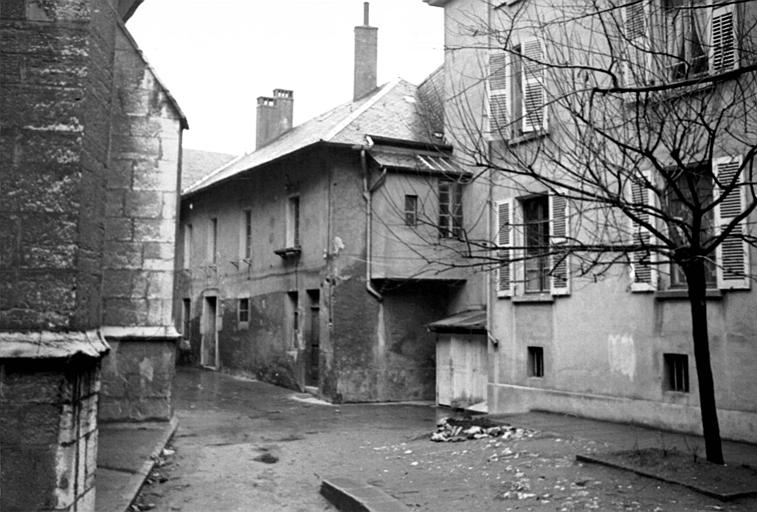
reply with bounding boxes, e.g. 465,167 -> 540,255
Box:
713,155 -> 750,290
623,1 -> 650,87
495,199 -> 514,297
549,193 -> 570,296
711,3 -> 737,74
630,172 -> 658,292
488,51 -> 510,139
520,38 -> 547,133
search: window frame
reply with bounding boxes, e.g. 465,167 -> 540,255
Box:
238,297 -> 250,327
438,180 -> 464,239
527,346 -> 545,378
286,195 -> 301,248
242,209 -> 253,260
404,194 -> 419,227
522,195 -> 550,293
208,217 -> 218,265
663,353 -> 690,392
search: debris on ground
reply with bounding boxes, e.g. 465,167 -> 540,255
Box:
431,417 -> 538,442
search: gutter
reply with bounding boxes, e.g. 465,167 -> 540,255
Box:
360,135 -> 386,302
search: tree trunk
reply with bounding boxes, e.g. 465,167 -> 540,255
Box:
684,260 -> 724,464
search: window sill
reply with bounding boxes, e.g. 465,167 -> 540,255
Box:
274,246 -> 301,259
512,293 -> 554,304
506,130 -> 548,147
654,289 -> 722,301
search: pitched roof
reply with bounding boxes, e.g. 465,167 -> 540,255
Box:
183,78 -> 435,195
181,148 -> 235,190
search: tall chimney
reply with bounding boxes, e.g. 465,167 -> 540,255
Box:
255,89 -> 294,150
353,2 -> 378,101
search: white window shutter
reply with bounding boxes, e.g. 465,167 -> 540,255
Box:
487,51 -> 510,140
520,38 -> 547,133
495,199 -> 514,297
623,0 -> 650,87
713,155 -> 750,290
711,2 -> 737,74
630,172 -> 658,292
549,193 -> 570,296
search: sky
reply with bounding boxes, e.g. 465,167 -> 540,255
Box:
127,1 -> 444,156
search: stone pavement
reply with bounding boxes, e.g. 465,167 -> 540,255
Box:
95,417 -> 177,512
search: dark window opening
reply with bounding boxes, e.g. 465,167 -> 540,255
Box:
664,353 -> 690,392
523,195 -> 550,293
288,196 -> 300,247
209,218 -> 218,264
182,298 -> 191,340
663,0 -> 709,80
244,210 -> 252,259
528,346 -> 544,377
405,195 -> 418,226
238,298 -> 250,325
439,181 -> 463,238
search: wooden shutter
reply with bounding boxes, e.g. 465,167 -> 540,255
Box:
495,199 -> 514,297
549,193 -> 570,296
488,51 -> 510,139
630,172 -> 658,292
711,2 -> 737,74
521,38 -> 547,133
623,1 -> 650,87
713,155 -> 750,290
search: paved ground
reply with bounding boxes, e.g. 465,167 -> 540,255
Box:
133,367 -> 757,512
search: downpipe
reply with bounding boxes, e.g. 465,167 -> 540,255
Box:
360,135 -> 386,302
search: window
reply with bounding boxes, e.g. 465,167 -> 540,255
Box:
209,218 -> 218,264
404,195 -> 418,227
182,298 -> 191,340
528,346 -> 544,377
439,180 -> 463,238
183,224 -> 192,269
243,210 -> 252,260
288,291 -> 299,348
238,298 -> 249,325
287,196 -> 300,248
523,195 -> 550,293
623,0 -> 737,85
487,39 -> 548,140
664,353 -> 689,392
665,162 -> 716,288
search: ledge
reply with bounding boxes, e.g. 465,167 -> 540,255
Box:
511,293 -> 554,304
0,330 -> 110,360
100,326 -> 181,341
654,289 -> 723,301
274,246 -> 302,258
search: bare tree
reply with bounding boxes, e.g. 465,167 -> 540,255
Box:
381,0 -> 757,464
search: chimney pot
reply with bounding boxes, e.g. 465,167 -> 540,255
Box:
363,2 -> 370,25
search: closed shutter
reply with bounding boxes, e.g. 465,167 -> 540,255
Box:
713,155 -> 750,290
549,193 -> 570,295
630,172 -> 658,291
623,1 -> 650,87
521,38 -> 547,132
488,51 -> 510,139
711,3 -> 737,74
495,199 -> 514,297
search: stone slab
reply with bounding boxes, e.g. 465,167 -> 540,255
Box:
321,477 -> 408,512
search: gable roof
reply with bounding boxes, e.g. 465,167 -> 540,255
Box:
183,78 -> 436,196
181,148 -> 235,190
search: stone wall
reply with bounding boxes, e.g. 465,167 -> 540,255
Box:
98,22 -> 184,422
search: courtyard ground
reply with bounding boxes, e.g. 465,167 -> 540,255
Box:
129,367 -> 757,511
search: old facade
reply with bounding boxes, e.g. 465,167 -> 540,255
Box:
0,1 -> 185,509
426,0 -> 757,443
177,11 -> 479,402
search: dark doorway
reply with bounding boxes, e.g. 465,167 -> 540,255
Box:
306,289 -> 320,386
201,296 -> 218,368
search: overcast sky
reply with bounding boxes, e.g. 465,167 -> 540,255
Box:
127,1 -> 444,155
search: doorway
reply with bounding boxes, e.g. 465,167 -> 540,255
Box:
305,289 -> 320,386
201,295 -> 218,368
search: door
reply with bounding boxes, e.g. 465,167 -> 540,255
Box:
305,290 -> 320,386
201,296 -> 218,368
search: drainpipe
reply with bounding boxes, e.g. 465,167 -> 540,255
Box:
361,135 -> 386,301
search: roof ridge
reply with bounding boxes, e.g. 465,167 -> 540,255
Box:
323,78 -> 402,141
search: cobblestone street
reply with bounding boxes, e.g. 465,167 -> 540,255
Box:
133,368 -> 757,511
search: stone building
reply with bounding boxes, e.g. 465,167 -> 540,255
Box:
177,8 -> 478,402
425,0 -> 757,443
0,1 -> 185,510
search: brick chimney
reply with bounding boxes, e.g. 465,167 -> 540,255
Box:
353,2 -> 378,101
256,89 -> 294,149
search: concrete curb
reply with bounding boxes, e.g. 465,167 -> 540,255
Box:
320,477 -> 408,511
576,453 -> 757,502
121,415 -> 179,512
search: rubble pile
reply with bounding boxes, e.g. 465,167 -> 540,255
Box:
431,417 -> 538,442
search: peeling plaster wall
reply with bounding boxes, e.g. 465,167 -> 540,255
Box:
97,23 -> 183,422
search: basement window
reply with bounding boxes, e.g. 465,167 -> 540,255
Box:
664,353 -> 689,392
527,346 -> 544,377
